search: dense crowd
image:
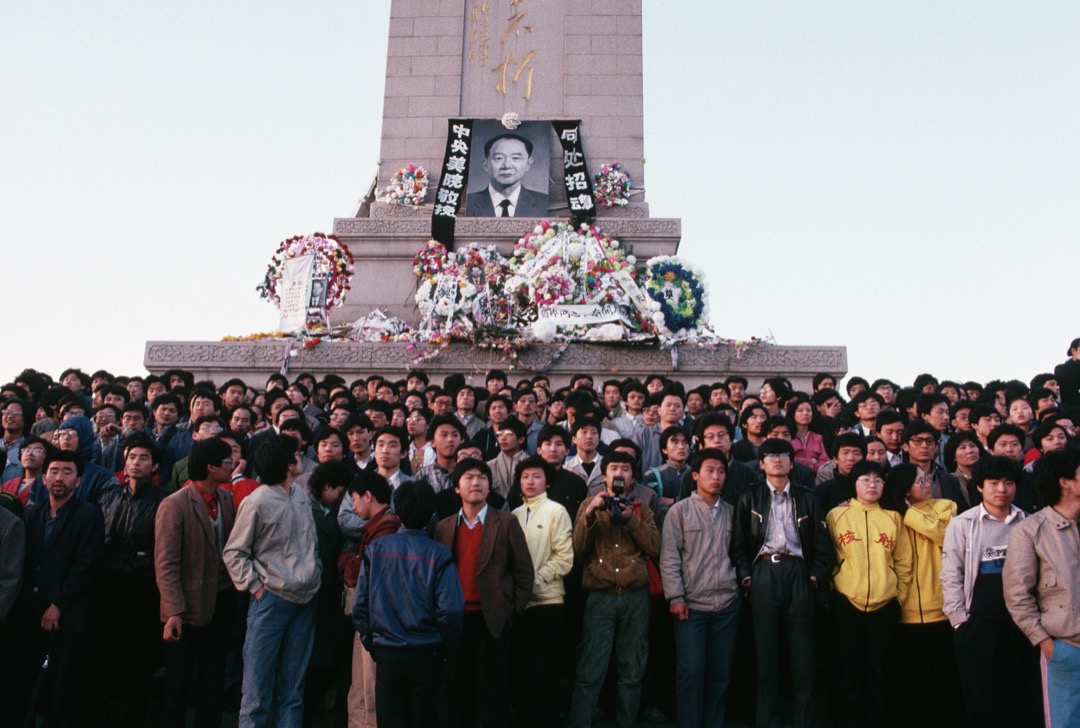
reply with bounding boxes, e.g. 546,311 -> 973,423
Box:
2,340 -> 1080,728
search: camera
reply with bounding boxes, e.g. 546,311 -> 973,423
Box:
602,476 -> 632,524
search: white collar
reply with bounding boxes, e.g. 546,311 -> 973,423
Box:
458,503 -> 489,529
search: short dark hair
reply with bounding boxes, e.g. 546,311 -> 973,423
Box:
47,448 -> 85,476
762,415 -> 791,437
347,470 -> 393,505
659,425 -> 690,453
122,434 -> 161,465
252,434 -> 300,486
600,449 -> 637,476
693,412 -> 734,445
309,461 -> 353,500
831,432 -> 868,458
987,424 -> 1025,451
373,426 -> 409,452
690,448 -> 727,474
497,417 -> 528,440
813,373 -> 837,389
314,428 -> 348,454
344,413 -> 376,434
882,463 -> 921,512
916,392 -> 949,417
188,438 -> 232,480
973,455 -> 1021,489
394,479 -> 438,529
943,430 -> 981,471
451,457 -> 492,490
1035,448 -> 1080,506
848,459 -> 887,483
483,132 -> 533,157
901,420 -> 939,446
536,424 -> 570,449
758,437 -> 795,461
514,455 -> 555,489
428,413 -> 467,442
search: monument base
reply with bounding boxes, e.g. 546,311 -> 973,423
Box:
143,339 -> 847,392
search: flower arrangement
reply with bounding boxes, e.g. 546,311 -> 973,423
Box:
593,162 -> 632,208
413,239 -> 447,282
508,220 -> 639,309
380,163 -> 428,206
644,256 -> 709,338
256,232 -> 355,313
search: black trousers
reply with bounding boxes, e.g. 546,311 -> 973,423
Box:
511,604 -> 565,728
953,614 -> 1044,728
372,647 -> 444,728
0,622 -> 85,728
84,573 -> 161,728
160,589 -> 237,728
448,611 -> 512,728
750,558 -> 815,728
829,593 -> 899,728
897,620 -> 965,728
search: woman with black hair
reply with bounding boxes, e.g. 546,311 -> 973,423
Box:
883,463 -> 964,727
826,459 -> 912,728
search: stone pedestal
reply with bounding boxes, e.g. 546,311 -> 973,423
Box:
143,339 -> 847,393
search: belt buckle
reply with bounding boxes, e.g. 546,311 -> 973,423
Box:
769,553 -> 782,563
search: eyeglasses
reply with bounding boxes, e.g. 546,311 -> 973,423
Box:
908,436 -> 937,446
762,453 -> 791,461
23,446 -> 46,456
56,430 -> 78,439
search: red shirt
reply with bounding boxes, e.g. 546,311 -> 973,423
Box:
455,520 -> 483,611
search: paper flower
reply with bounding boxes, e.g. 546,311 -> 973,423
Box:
501,112 -> 522,130
380,163 -> 428,206
593,162 -> 632,208
256,232 -> 355,314
644,256 -> 709,339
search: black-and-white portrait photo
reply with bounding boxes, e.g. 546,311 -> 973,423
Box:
465,120 -> 550,218
308,277 -> 327,309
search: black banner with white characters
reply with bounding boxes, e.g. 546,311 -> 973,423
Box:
431,118 -> 474,250
551,119 -> 595,225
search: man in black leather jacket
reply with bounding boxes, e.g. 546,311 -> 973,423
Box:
87,435 -> 168,726
731,438 -> 832,728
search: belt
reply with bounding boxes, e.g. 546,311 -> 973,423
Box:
761,553 -> 803,564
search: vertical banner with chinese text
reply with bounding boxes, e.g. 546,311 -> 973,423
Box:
278,255 -> 314,333
551,119 -> 595,226
431,118 -> 474,250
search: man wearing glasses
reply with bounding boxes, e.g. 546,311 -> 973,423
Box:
732,438 -> 832,728
1,399 -> 34,482
901,421 -> 969,513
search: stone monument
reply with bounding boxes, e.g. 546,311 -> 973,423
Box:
145,0 -> 847,389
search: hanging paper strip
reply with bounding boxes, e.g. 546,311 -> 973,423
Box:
551,119 -> 595,225
430,118 -> 475,250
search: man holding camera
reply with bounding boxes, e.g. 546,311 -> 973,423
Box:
568,450 -> 661,728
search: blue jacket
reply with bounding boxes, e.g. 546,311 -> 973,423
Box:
352,528 -> 464,656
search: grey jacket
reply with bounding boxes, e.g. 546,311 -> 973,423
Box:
224,482 -> 321,605
659,493 -> 739,613
1004,507 -> 1080,649
941,503 -> 1026,628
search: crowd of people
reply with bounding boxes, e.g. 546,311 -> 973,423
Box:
2,339 -> 1080,728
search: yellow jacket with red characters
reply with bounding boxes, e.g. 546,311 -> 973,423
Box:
899,499 -> 956,624
827,501 -> 913,612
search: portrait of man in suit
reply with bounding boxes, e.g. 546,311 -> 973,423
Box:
466,122 -> 550,218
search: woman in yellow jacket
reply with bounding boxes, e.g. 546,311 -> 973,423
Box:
882,463 -> 964,728
826,459 -> 912,728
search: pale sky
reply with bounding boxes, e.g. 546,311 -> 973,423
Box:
3,2 -> 1078,389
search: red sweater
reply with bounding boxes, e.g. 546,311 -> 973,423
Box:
455,521 -> 483,611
